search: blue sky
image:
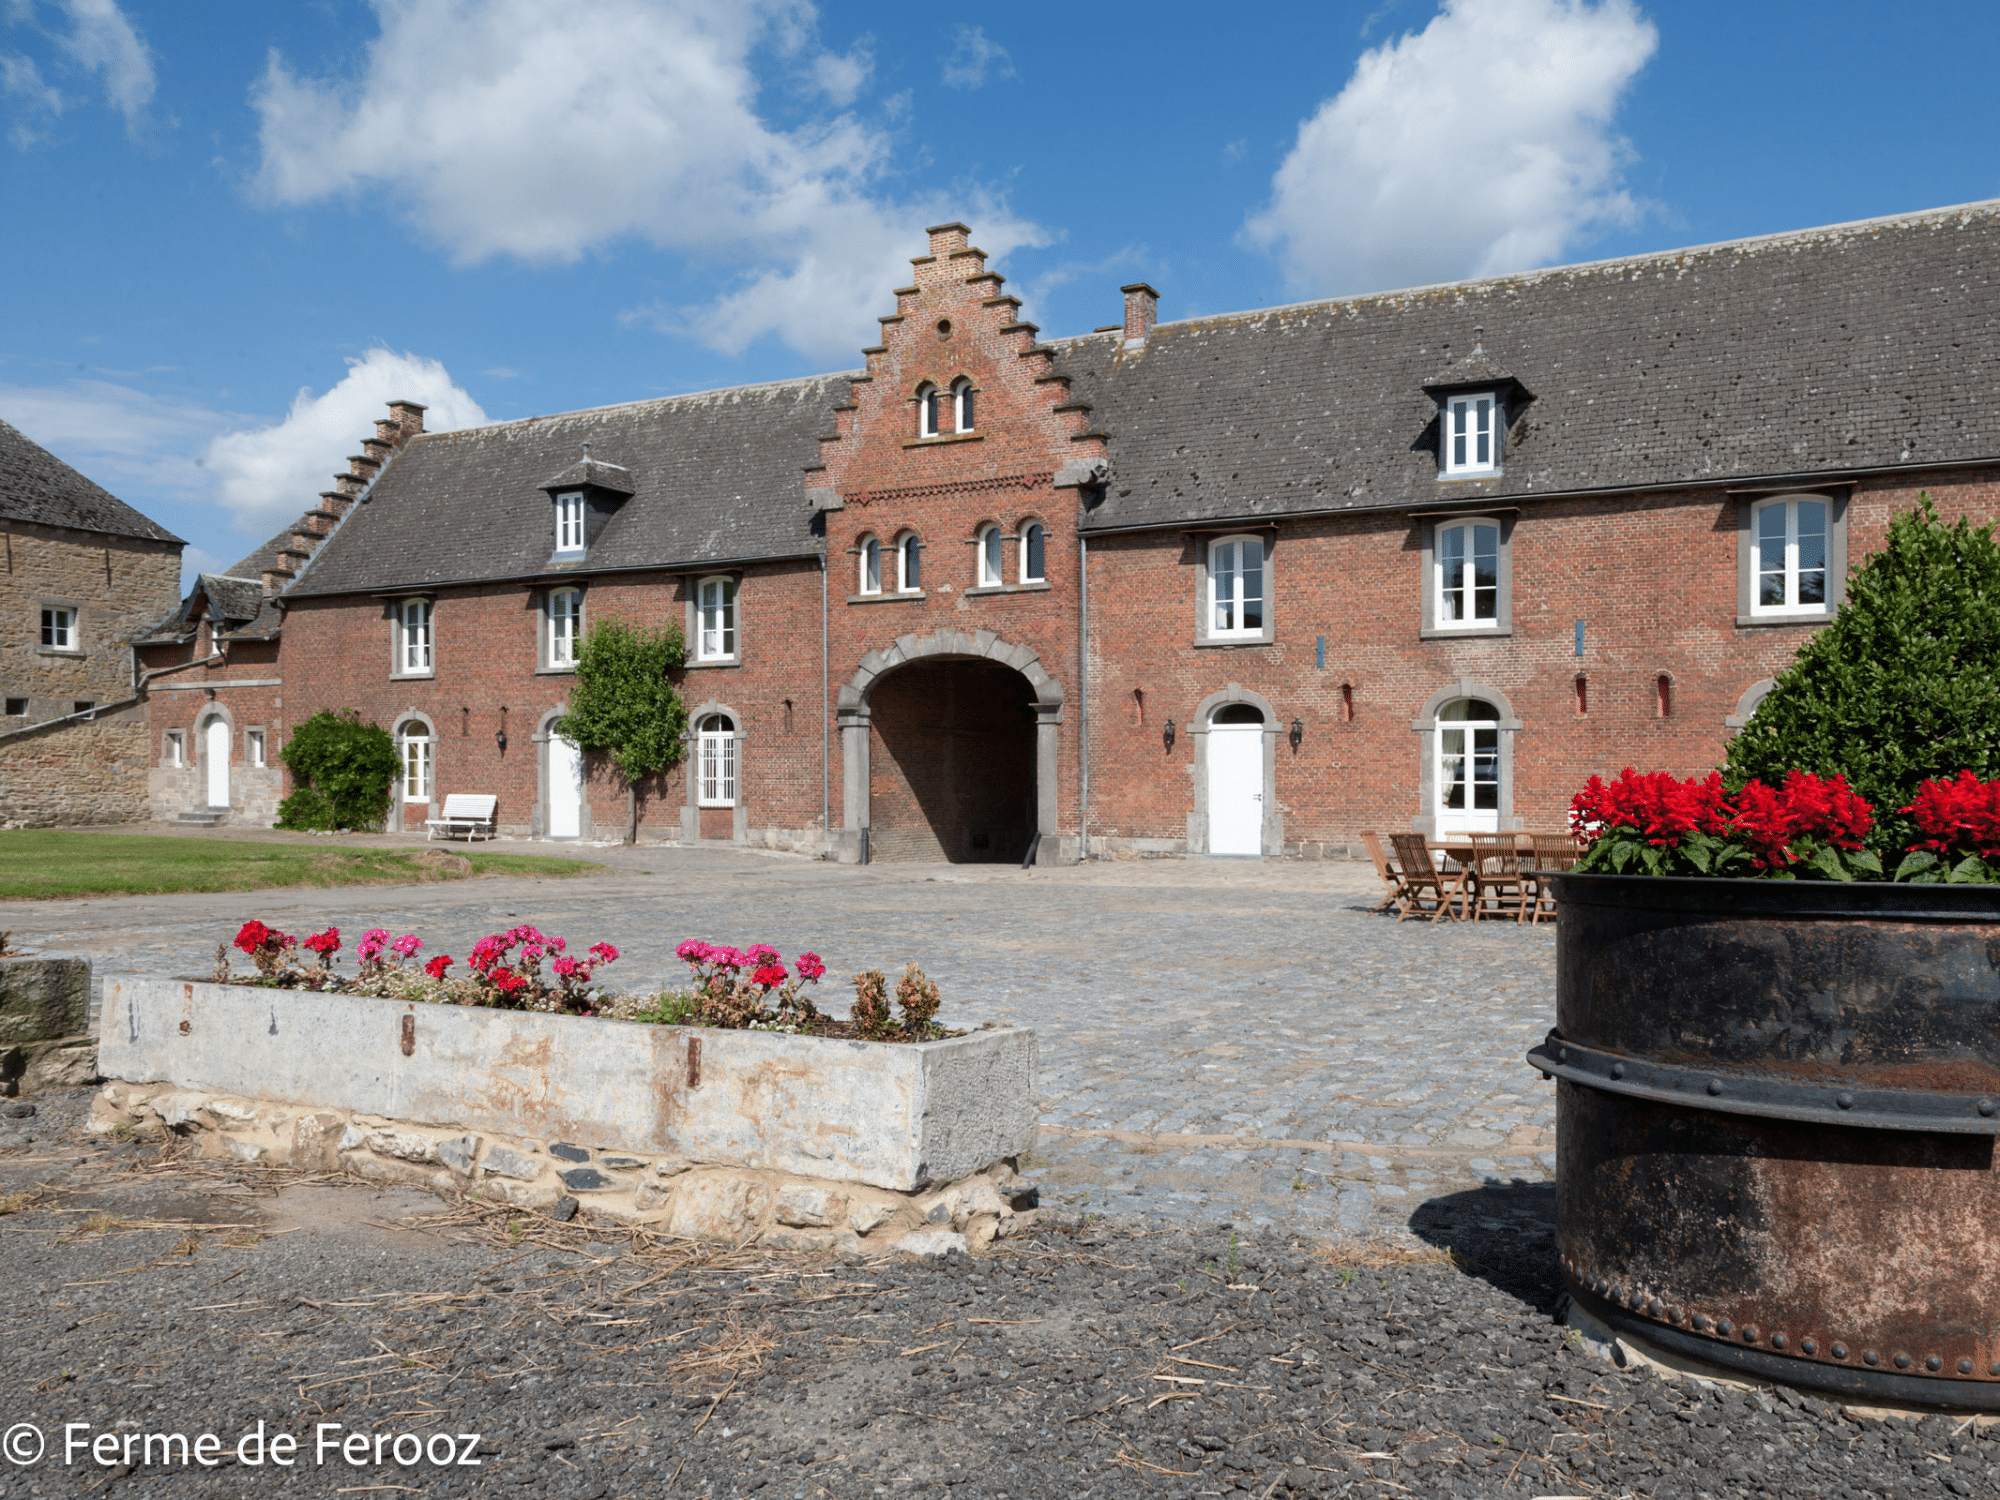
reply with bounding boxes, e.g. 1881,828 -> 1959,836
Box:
3,0 -> 1998,586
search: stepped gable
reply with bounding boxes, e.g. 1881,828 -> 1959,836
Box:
0,417 -> 183,543
1058,198 -> 2000,532
288,374 -> 858,598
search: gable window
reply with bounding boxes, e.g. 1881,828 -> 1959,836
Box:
859,535 -> 882,595
977,525 -> 1003,587
549,587 -> 583,667
696,714 -> 738,806
1442,393 -> 1500,477
246,729 -> 266,768
397,598 -> 433,675
399,723 -> 432,803
1208,535 -> 1265,639
698,576 -> 737,660
897,533 -> 923,592
1753,497 -> 1829,615
40,607 -> 74,650
953,379 -> 975,434
554,492 -> 586,553
1436,520 -> 1500,627
1021,522 -> 1046,583
917,384 -> 940,440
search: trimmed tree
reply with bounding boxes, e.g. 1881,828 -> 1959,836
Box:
275,710 -> 402,831
558,617 -> 688,843
1725,496 -> 2000,853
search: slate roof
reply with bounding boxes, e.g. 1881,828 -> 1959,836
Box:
0,417 -> 183,543
289,374 -> 855,598
1057,199 -> 2000,533
137,528 -> 292,644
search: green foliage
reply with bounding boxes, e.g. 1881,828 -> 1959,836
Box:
275,710 -> 402,831
627,989 -> 704,1026
1893,849 -> 2000,885
1724,497 -> 2000,852
558,617 -> 688,784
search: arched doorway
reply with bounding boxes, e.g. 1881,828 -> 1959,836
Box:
546,719 -> 583,838
1434,697 -> 1501,833
202,715 -> 231,809
1205,703 -> 1266,855
869,658 -> 1036,862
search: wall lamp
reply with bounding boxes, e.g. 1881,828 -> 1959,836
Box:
1289,718 -> 1304,752
1162,719 -> 1176,752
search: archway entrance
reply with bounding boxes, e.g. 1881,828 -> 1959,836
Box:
868,658 -> 1036,863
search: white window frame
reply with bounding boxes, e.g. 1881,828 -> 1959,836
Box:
952,379 -> 975,434
554,491 -> 586,553
1441,392 -> 1501,477
1020,521 -> 1046,584
164,730 -> 185,767
977,525 -> 1003,587
548,587 -> 583,668
696,715 -> 738,807
1207,535 -> 1266,640
697,576 -> 737,661
1435,699 -> 1502,834
916,385 -> 939,440
1750,496 -> 1831,617
859,535 -> 882,595
397,598 -> 433,675
1435,519 -> 1502,629
399,724 -> 433,803
40,606 -> 75,651
245,729 -> 266,768
896,533 -> 922,593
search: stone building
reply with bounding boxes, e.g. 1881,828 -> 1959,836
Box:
167,198 -> 2000,858
0,419 -> 182,827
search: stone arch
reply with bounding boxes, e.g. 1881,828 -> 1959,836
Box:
192,699 -> 236,816
1409,678 -> 1523,837
1188,683 -> 1284,856
1725,677 -> 1776,733
836,629 -> 1061,865
681,699 -> 749,844
531,703 -> 576,840
389,709 -> 438,835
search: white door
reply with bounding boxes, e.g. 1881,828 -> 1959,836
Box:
204,718 -> 230,808
1207,727 -> 1263,856
547,726 -> 583,838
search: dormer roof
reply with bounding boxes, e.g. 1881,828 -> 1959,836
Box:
538,454 -> 636,496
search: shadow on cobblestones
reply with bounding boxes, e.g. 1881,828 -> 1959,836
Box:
1409,1179 -> 1560,1311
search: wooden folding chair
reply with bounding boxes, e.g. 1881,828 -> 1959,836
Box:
1389,834 -> 1457,922
1360,831 -> 1406,914
1525,833 -> 1580,925
1467,832 -> 1529,922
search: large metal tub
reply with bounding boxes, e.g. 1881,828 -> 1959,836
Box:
1529,873 -> 2000,1407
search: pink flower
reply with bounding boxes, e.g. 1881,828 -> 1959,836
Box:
553,956 -> 582,980
676,939 -> 713,964
391,933 -> 423,958
424,954 -> 453,980
356,928 -> 390,964
794,952 -> 826,983
589,942 -> 619,965
545,935 -> 566,954
745,943 -> 781,965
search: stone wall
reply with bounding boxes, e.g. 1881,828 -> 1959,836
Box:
0,698 -> 152,827
0,957 -> 97,1094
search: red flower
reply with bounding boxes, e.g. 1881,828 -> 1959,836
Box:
1569,768 -> 1731,849
751,963 -> 788,988
1904,771 -> 2000,859
493,972 -> 526,995
424,954 -> 453,980
233,920 -> 292,954
303,927 -> 341,958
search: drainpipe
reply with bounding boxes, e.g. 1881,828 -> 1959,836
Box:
820,550 -> 829,854
1078,530 -> 1089,863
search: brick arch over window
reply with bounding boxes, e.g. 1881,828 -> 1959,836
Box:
834,629 -> 1062,865
1188,683 -> 1283,856
1409,678 -> 1524,838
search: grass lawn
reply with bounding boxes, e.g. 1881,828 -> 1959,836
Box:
0,831 -> 604,900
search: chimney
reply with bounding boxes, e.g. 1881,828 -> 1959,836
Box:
386,399 -> 427,444
925,221 -> 971,259
1121,283 -> 1160,344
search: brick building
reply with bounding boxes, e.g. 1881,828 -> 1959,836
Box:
160,199 -> 2000,859
0,419 -> 183,826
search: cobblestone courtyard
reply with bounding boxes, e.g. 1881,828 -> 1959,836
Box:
9,834 -> 1557,1245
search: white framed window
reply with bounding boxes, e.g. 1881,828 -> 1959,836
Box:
554,492 -> 586,552
398,598 -> 433,674
1021,522 -> 1046,583
399,723 -> 432,803
1435,698 -> 1501,833
1752,496 -> 1830,615
859,535 -> 882,595
916,384 -> 940,439
1208,535 -> 1266,638
952,379 -> 975,434
1436,520 -> 1500,628
698,576 -> 737,660
245,729 -> 266,768
896,533 -> 923,592
1442,393 -> 1500,476
549,587 -> 583,667
164,730 -> 185,767
40,607 -> 75,650
696,714 -> 738,807
977,525 -> 1003,587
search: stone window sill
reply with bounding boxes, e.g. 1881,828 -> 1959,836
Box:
848,592 -> 926,605
1194,635 -> 1275,649
1420,625 -> 1513,640
1737,611 -> 1832,628
686,657 -> 741,669
389,671 -> 435,681
964,581 -> 1052,598
902,432 -> 984,449
534,666 -> 577,676
37,648 -> 84,658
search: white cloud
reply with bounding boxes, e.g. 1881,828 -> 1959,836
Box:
0,0 -> 155,140
810,40 -> 871,105
250,0 -> 1038,363
1245,0 -> 1657,297
204,349 -> 487,534
0,378 -> 221,502
940,25 -> 1014,90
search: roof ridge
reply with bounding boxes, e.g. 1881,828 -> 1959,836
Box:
412,368 -> 868,446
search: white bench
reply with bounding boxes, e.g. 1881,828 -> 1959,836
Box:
426,793 -> 498,842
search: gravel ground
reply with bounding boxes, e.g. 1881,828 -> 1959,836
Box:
0,1092 -> 1991,1499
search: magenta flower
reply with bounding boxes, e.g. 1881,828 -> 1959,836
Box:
795,951 -> 826,983
391,933 -> 422,958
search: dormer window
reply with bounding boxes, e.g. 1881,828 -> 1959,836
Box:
952,379 -> 975,434
917,384 -> 940,440
1442,393 -> 1499,477
554,491 -> 585,552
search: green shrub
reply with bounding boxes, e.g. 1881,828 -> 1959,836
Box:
275,711 -> 402,831
1725,497 -> 2000,853
559,616 -> 688,843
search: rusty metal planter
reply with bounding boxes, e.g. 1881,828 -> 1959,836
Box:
1529,873 -> 2000,1408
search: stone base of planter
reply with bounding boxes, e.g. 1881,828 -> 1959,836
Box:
1,956 -> 98,1095
87,1082 -> 1038,1256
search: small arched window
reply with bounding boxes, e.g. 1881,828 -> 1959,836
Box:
548,587 -> 582,667
697,576 -> 736,660
859,535 -> 882,595
1021,521 -> 1045,583
916,384 -> 940,440
696,713 -> 738,807
397,721 -> 433,803
953,379 -> 975,434
977,525 -> 1003,587
897,533 -> 922,592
